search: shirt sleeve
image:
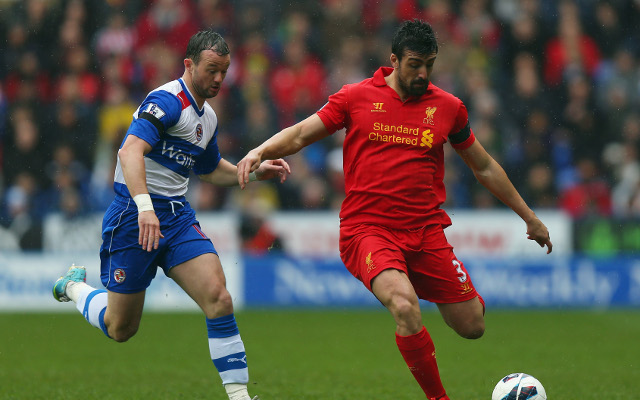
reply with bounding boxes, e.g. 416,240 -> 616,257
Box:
193,127 -> 222,175
448,101 -> 476,150
316,85 -> 349,134
126,90 -> 182,147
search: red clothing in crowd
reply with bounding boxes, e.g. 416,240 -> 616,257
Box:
133,1 -> 198,54
269,42 -> 327,129
544,35 -> 601,86
560,180 -> 612,218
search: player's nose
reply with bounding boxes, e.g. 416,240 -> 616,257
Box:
213,71 -> 225,83
417,66 -> 428,79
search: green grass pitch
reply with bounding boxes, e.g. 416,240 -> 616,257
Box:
1,309 -> 638,399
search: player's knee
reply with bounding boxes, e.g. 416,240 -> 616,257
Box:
201,284 -> 233,317
388,293 -> 415,315
388,294 -> 421,329
215,289 -> 233,311
210,283 -> 232,304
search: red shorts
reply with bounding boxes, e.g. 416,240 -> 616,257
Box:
339,223 -> 479,304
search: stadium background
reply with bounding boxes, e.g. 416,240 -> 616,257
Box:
1,0 -> 638,309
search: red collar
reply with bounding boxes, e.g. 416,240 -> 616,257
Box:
372,67 -> 431,100
373,67 -> 394,87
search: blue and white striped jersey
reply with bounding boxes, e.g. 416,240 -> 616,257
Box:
114,78 -> 222,201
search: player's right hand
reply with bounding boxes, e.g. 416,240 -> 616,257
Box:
526,218 -> 553,254
138,211 -> 164,252
237,149 -> 263,189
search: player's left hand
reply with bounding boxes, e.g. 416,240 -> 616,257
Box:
238,149 -> 262,189
254,159 -> 291,184
526,218 -> 553,254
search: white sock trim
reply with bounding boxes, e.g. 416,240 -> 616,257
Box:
75,288 -> 107,330
225,383 -> 250,400
67,281 -> 92,303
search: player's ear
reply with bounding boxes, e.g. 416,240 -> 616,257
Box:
390,53 -> 398,68
184,58 -> 193,72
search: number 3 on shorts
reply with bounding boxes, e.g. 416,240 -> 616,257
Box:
452,260 -> 467,283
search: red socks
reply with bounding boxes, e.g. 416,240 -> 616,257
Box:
395,326 -> 448,400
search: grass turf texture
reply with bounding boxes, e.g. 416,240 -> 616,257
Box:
1,309 -> 638,399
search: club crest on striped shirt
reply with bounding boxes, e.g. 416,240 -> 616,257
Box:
195,123 -> 203,142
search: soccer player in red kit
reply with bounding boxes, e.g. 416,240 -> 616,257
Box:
237,20 -> 553,399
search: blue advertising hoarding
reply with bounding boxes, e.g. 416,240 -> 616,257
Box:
1,253 -> 637,311
244,254 -> 640,309
244,255 -> 381,307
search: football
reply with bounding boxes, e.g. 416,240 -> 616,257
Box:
491,372 -> 547,400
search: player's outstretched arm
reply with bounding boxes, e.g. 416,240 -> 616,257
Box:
455,140 -> 553,254
199,158 -> 290,186
238,114 -> 330,188
253,159 -> 291,183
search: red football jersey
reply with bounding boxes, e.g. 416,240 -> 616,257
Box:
317,67 -> 475,230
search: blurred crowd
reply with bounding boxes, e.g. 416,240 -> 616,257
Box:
1,0 -> 640,249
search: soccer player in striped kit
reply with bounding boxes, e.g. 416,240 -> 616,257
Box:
53,30 -> 289,400
237,20 -> 553,399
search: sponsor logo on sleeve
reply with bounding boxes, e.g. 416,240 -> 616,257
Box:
144,103 -> 166,119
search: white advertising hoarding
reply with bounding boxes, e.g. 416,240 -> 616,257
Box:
266,210 -> 571,258
42,209 -> 571,258
446,210 -> 571,258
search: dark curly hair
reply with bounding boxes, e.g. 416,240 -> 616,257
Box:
391,19 -> 438,61
185,29 -> 230,64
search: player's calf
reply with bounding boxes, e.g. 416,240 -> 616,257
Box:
437,296 -> 485,339
103,313 -> 142,342
106,323 -> 139,343
454,319 -> 485,339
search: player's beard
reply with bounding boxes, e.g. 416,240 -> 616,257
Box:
396,67 -> 429,97
400,77 -> 428,97
193,81 -> 219,99
192,72 -> 220,99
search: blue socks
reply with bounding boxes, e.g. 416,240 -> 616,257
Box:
206,313 -> 249,385
76,287 -> 111,338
